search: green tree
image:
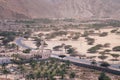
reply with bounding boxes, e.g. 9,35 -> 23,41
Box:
11,54 -> 19,61
26,73 -> 35,80
88,44 -> 103,53
98,55 -> 108,62
35,38 -> 41,48
60,70 -> 65,79
29,60 -> 37,69
1,63 -> 8,70
18,65 -> 26,77
69,72 -> 75,79
43,72 -> 48,79
65,60 -> 70,67
67,48 -> 75,54
3,69 -> 10,80
23,49 -> 31,53
111,54 -> 119,60
112,46 -> 120,51
35,71 -> 41,80
98,72 -> 111,80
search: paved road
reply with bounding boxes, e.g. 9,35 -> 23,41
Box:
51,54 -> 120,71
16,37 -> 120,71
15,37 -> 36,50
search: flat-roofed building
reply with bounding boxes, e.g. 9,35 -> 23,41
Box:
0,57 -> 11,64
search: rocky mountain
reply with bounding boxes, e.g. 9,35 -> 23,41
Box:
0,0 -> 120,19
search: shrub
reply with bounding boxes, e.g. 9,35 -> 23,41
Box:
112,46 -> 120,51
98,55 -> 108,61
81,31 -> 89,37
99,32 -> 108,37
45,31 -> 68,39
100,62 -> 110,67
111,29 -> 117,33
72,35 -> 80,40
53,45 -> 62,51
86,37 -> 95,45
88,44 -> 103,53
104,43 -> 110,48
67,48 -> 76,54
23,49 -> 31,53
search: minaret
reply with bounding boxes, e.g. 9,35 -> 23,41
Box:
62,43 -> 66,54
40,40 -> 45,54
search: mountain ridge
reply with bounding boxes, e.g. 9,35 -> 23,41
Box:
0,0 -> 120,19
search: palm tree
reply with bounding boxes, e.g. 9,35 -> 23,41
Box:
35,71 -> 41,80
3,69 -> 10,80
43,72 -> 48,80
18,65 -> 26,77
60,64 -> 66,79
98,72 -> 111,80
1,63 -> 9,80
1,63 -> 8,70
64,45 -> 72,53
61,64 -> 66,70
26,73 -> 35,80
67,48 -> 75,54
11,54 -> 19,61
29,60 -> 37,69
69,72 -> 75,79
16,45 -> 19,51
65,60 -> 70,67
60,70 -> 65,79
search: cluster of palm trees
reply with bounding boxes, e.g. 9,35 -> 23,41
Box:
0,63 -> 10,80
0,58 -> 71,80
5,57 -> 71,80
23,58 -> 72,80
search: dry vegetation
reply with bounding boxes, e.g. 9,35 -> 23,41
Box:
0,19 -> 120,80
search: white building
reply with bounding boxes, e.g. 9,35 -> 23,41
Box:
0,57 -> 11,64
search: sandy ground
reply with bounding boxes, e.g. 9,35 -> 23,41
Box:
0,74 -> 24,80
20,28 -> 120,64
22,39 -> 37,49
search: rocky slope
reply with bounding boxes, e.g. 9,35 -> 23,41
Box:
0,0 -> 120,19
